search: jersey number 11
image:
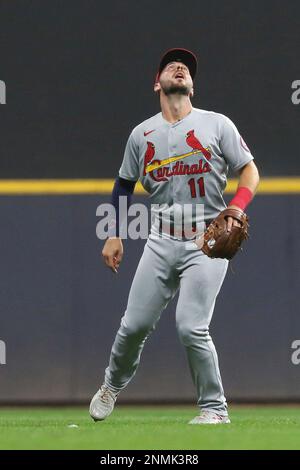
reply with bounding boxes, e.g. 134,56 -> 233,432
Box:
188,177 -> 205,198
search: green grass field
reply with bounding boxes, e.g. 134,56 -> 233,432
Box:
0,406 -> 300,450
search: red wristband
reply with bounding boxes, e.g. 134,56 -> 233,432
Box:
228,187 -> 253,211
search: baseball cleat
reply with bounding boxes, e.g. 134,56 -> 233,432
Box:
89,385 -> 119,422
188,410 -> 231,425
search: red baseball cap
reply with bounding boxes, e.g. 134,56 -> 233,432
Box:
155,48 -> 198,83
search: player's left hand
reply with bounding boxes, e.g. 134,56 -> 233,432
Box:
226,205 -> 243,232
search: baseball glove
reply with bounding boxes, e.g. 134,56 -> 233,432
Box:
202,208 -> 249,260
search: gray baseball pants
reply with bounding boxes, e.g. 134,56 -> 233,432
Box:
104,235 -> 229,415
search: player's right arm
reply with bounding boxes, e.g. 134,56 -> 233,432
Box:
102,130 -> 140,273
102,177 -> 136,273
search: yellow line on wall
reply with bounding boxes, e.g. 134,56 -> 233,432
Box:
0,178 -> 299,195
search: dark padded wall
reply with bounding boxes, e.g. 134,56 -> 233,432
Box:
0,195 -> 299,402
0,0 -> 299,177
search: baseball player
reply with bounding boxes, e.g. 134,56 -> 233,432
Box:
90,48 -> 259,424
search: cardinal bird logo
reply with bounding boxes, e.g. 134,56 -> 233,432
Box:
143,141 -> 156,175
186,130 -> 211,160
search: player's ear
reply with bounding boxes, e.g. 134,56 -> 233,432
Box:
153,72 -> 161,93
154,81 -> 161,93
190,87 -> 194,98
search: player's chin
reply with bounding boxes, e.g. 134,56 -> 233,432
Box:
163,83 -> 190,96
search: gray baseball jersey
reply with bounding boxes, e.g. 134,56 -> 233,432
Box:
119,107 -> 254,238
98,107 -> 254,418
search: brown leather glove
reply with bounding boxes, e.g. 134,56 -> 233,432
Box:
202,208 -> 249,260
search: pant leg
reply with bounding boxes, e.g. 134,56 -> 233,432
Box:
104,236 -> 179,393
175,247 -> 228,414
